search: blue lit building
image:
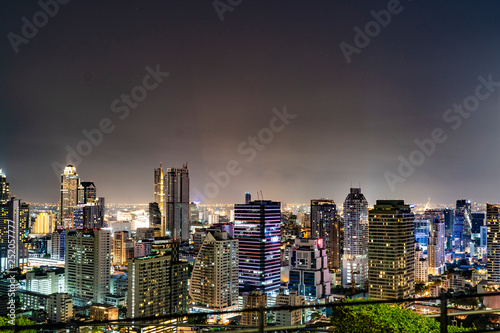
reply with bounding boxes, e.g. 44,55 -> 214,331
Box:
289,238 -> 331,301
453,199 -> 471,253
471,212 -> 485,240
234,200 -> 281,295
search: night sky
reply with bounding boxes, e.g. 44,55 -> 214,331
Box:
2,1 -> 500,205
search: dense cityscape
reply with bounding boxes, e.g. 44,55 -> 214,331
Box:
4,1 -> 500,332
0,163 -> 498,331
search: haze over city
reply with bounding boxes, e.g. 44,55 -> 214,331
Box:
2,1 -> 500,204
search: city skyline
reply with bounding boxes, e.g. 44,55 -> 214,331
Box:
3,1 -> 500,205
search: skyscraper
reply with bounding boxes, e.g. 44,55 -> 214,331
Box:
368,200 -> 415,301
442,208 -> 454,251
453,199 -> 471,253
310,199 -> 340,271
424,210 -> 445,276
0,198 -> 29,271
234,200 -> 281,295
0,169 -> 9,205
65,229 -> 111,306
154,163 -> 164,216
164,165 -> 190,240
471,212 -> 486,239
487,203 -> 500,283
342,188 -> 369,289
189,230 -> 239,320
60,165 -> 79,229
78,181 -> 97,204
32,212 -> 55,234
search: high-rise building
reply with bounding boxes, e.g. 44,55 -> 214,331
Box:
368,200 -> 415,301
234,200 -> 281,295
288,238 -> 331,301
59,165 -> 79,229
113,231 -> 130,265
73,197 -> 105,229
0,198 -> 29,271
51,229 -> 65,261
453,199 -> 471,253
480,225 -> 487,248
442,208 -> 454,251
245,192 -> 251,205
189,231 -> 239,320
415,246 -> 428,284
487,203 -> 500,283
149,202 -> 161,227
471,212 -> 486,239
65,229 -> 111,306
0,169 -> 9,205
78,181 -> 97,204
310,199 -> 340,271
154,163 -> 164,216
164,165 -> 190,240
342,188 -> 369,289
127,248 -> 189,319
424,210 -> 445,276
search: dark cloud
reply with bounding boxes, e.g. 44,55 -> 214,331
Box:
2,0 -> 500,205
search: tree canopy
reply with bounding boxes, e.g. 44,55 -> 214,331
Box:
330,299 -> 473,333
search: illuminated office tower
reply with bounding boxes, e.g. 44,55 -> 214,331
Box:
288,238 -> 331,301
414,246 -> 428,284
0,169 -> 9,204
453,199 -> 471,253
0,198 -> 29,271
127,248 -> 189,319
65,229 -> 111,306
487,203 -> 500,283
241,291 -> 267,326
163,165 -> 190,240
32,212 -> 55,235
73,197 -> 105,229
234,200 -> 281,295
368,200 -> 415,301
113,231 -> 130,265
310,199 -> 340,271
424,210 -> 445,275
189,231 -> 239,320
59,165 -> 79,229
154,163 -> 164,215
342,188 -> 369,289
78,181 -> 96,204
245,192 -> 251,205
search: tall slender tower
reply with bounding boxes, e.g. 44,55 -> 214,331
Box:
424,210 -> 445,275
487,203 -> 500,283
342,188 -> 369,288
0,169 -> 9,205
60,165 -> 79,229
453,199 -> 471,253
234,200 -> 281,296
368,200 -> 415,301
163,165 -> 190,240
154,163 -> 164,215
310,199 -> 340,271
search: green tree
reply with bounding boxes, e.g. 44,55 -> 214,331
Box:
187,314 -> 208,326
0,316 -> 37,333
330,299 -> 473,332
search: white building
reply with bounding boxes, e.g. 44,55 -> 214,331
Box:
26,269 -> 64,295
65,229 -> 111,306
415,247 -> 428,284
189,231 -> 239,321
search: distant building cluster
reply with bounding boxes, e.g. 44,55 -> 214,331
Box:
2,164 -> 497,330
